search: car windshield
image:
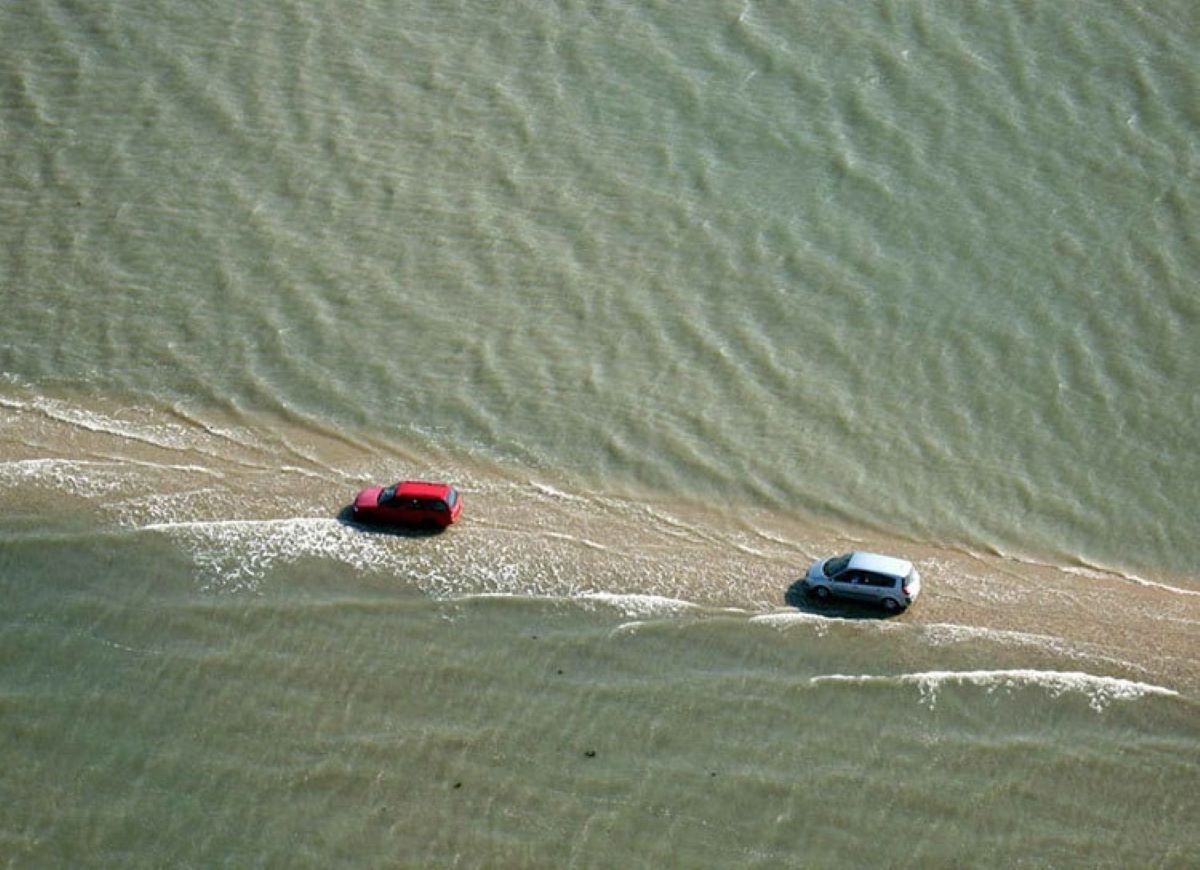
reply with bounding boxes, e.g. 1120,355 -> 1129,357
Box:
380,485 -> 397,504
446,488 -> 458,508
823,554 -> 852,577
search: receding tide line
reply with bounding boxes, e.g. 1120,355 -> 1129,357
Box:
810,670 -> 1179,712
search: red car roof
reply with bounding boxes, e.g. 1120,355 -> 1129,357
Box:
396,480 -> 454,498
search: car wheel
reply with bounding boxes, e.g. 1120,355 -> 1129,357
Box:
881,598 -> 901,613
811,586 -> 830,602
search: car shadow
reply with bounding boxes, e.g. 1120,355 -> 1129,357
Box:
784,579 -> 898,620
335,505 -> 449,538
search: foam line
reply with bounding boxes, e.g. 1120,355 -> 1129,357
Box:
750,611 -> 845,627
163,404 -> 266,451
1059,565 -> 1200,596
28,398 -> 194,451
576,591 -> 698,618
919,623 -> 1082,654
810,669 -> 1179,711
1115,574 -> 1200,597
138,516 -> 338,534
530,481 -> 586,502
543,530 -> 610,551
0,458 -> 140,496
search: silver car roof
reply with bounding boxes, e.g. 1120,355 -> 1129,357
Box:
847,551 -> 914,578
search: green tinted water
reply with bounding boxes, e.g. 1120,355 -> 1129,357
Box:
2,0 -> 1198,864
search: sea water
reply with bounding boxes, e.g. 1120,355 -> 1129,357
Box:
2,1 -> 1198,865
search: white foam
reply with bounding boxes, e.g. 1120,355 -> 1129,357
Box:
138,516 -> 599,601
575,591 -> 698,619
542,530 -> 610,552
530,481 -> 585,502
138,517 -> 403,593
27,397 -> 197,451
1010,560 -> 1200,598
729,538 -> 766,557
0,458 -> 135,497
1114,574 -> 1200,597
917,623 -> 1155,674
749,611 -> 839,631
810,669 -> 1179,712
611,620 -> 648,636
750,609 -> 905,635
751,610 -> 845,639
920,622 -> 1079,653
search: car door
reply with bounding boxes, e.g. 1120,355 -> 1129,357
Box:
859,571 -> 892,605
831,569 -> 867,601
375,488 -> 403,523
380,492 -> 418,525
401,497 -> 427,525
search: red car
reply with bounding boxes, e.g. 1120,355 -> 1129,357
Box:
351,480 -> 463,529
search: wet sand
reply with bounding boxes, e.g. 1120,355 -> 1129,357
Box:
4,388 -> 1198,695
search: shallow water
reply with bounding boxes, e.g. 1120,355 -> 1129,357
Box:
2,0 -> 1198,865
3,521 -> 1198,866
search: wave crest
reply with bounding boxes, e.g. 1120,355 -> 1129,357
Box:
810,669 -> 1179,712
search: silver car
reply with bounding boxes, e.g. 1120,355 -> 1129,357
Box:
802,551 -> 922,612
